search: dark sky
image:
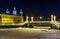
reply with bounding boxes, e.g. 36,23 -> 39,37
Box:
0,0 -> 60,18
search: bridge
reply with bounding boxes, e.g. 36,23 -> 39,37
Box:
0,20 -> 60,28
51,21 -> 60,28
23,20 -> 60,29
0,14 -> 60,29
24,15 -> 60,29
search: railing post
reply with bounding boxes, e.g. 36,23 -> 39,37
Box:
54,16 -> 56,21
57,23 -> 60,28
31,16 -> 33,22
26,16 -> 29,22
51,14 -> 54,22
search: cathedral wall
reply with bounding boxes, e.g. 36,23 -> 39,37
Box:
0,14 -> 24,24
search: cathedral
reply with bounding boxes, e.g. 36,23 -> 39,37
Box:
0,6 -> 24,24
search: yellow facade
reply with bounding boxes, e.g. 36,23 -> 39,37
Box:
1,18 -> 13,24
0,14 -> 24,24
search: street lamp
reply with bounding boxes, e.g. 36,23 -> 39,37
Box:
26,16 -> 29,22
40,17 -> 43,19
31,16 -> 33,22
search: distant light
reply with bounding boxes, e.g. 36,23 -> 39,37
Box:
40,17 -> 43,19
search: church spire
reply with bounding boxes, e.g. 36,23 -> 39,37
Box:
6,8 -> 10,14
13,6 -> 17,15
20,9 -> 23,16
14,6 -> 16,10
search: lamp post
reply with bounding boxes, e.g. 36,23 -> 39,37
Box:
31,16 -> 33,22
51,14 -> 53,22
26,16 -> 29,22
54,16 -> 56,21
40,17 -> 43,21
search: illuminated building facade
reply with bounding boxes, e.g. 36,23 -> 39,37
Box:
0,7 -> 24,24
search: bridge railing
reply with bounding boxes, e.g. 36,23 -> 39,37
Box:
0,23 -> 25,26
29,21 -> 51,23
51,21 -> 60,28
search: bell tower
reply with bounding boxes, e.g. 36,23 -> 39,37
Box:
19,9 -> 24,23
13,6 -> 17,15
6,8 -> 10,14
19,9 -> 23,16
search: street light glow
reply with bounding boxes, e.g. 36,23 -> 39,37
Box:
40,17 -> 42,19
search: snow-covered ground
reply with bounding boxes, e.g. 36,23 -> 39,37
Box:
0,28 -> 60,39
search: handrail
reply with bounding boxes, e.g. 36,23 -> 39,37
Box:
51,21 -> 60,28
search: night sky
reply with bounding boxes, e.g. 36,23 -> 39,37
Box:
0,0 -> 60,18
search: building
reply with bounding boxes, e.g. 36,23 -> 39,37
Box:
0,6 -> 24,24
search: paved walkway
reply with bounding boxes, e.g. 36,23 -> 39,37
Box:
0,28 -> 60,39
